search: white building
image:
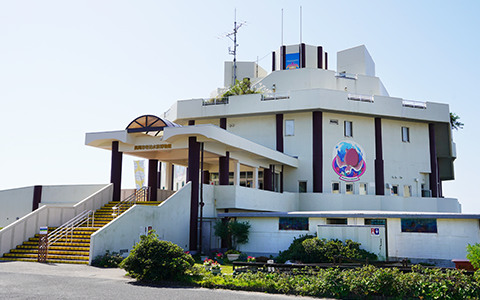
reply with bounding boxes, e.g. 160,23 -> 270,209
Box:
0,44 -> 475,266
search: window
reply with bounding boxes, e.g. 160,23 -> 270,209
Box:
279,217 -> 309,230
344,121 -> 353,137
365,219 -> 386,225
299,181 -> 307,193
391,185 -> 398,196
346,183 -> 354,194
327,218 -> 347,225
359,183 -> 367,195
285,120 -> 295,136
332,182 -> 340,194
401,218 -> 437,233
402,127 -> 409,142
404,185 -> 411,197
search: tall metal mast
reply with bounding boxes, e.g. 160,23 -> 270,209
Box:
220,9 -> 246,84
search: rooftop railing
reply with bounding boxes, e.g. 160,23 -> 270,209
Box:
335,72 -> 357,80
402,100 -> 427,109
261,91 -> 290,101
348,93 -> 374,103
202,97 -> 228,106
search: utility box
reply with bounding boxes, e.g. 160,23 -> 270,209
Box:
317,225 -> 386,260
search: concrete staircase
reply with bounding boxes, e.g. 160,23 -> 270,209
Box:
0,200 -> 162,264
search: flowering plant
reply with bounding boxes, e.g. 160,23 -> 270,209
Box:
211,261 -> 221,270
203,258 -> 214,266
247,256 -> 256,263
215,252 -> 224,259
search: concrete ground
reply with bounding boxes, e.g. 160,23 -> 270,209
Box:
0,261 -> 329,300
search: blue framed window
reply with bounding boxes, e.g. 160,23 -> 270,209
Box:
279,217 -> 309,230
401,218 -> 437,233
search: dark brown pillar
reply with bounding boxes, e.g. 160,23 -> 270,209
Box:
188,120 -> 195,126
281,45 -> 286,70
110,141 -> 123,201
280,165 -> 284,193
220,118 -> 227,130
317,46 -> 323,69
219,152 -> 230,185
300,43 -> 306,68
170,164 -> 174,191
264,167 -> 273,191
429,123 -> 440,197
324,52 -> 328,69
313,111 -> 323,193
375,118 -> 385,195
188,137 -> 200,251
202,170 -> 210,185
276,114 -> 284,152
272,51 -> 276,71
148,159 -> 158,201
32,185 -> 42,211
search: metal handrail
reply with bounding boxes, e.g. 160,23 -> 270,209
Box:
202,97 -> 229,106
47,210 -> 95,247
262,91 -> 290,101
112,187 -> 149,218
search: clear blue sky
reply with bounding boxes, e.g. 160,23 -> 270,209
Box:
1,1 -> 478,211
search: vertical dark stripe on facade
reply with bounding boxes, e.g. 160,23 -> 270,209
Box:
264,167 -> 272,191
220,118 -> 227,130
219,152 -> 230,185
300,43 -> 306,68
317,46 -> 323,69
32,185 -> 42,211
110,141 -> 123,201
202,170 -> 210,185
148,160 -> 158,201
272,51 -> 276,71
170,164 -> 174,191
188,137 -> 200,251
374,118 -> 385,195
325,52 -> 328,69
280,165 -> 284,193
276,114 -> 284,152
281,46 -> 286,70
312,111 -> 323,193
429,123 -> 440,197
188,120 -> 195,126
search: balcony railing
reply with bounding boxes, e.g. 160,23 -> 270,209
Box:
348,93 -> 374,103
262,91 -> 290,101
335,72 -> 357,80
202,97 -> 229,106
402,100 -> 427,109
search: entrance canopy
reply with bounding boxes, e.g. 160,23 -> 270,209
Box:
86,121 -> 298,170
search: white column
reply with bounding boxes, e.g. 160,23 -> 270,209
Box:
165,162 -> 173,191
253,167 -> 258,189
233,161 -> 240,186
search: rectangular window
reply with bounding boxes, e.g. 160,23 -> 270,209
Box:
332,182 -> 340,194
299,181 -> 307,193
404,185 -> 412,197
401,218 -> 437,233
359,183 -> 367,195
402,127 -> 410,142
346,183 -> 354,194
344,121 -> 353,137
285,120 -> 295,136
391,185 -> 398,196
279,217 -> 309,230
365,219 -> 386,225
327,218 -> 347,225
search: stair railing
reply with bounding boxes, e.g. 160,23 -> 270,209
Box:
47,210 -> 95,248
111,187 -> 149,218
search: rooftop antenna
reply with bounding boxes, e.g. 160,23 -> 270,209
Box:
219,9 -> 246,84
281,8 -> 284,45
300,6 -> 302,44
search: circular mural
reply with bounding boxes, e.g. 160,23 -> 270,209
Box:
332,141 -> 366,182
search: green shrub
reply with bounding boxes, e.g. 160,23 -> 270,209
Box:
92,250 -> 124,268
119,231 -> 194,282
213,219 -> 251,250
277,236 -> 377,263
467,243 -> 480,269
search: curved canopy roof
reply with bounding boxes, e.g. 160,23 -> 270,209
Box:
126,115 -> 181,135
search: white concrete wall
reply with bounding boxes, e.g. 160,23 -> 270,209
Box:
387,218 -> 480,261
90,182 -> 192,263
41,184 -> 109,204
0,184 -> 113,257
299,193 -> 461,213
0,186 -> 34,228
225,114 -> 276,150
215,185 -> 299,212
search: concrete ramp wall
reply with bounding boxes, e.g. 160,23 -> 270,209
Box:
90,182 -> 192,263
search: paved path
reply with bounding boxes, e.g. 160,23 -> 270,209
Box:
0,261 -> 330,300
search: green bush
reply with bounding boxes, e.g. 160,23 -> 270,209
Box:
92,250 -> 124,268
277,236 -> 377,263
467,243 -> 480,269
119,231 -> 194,282
213,219 -> 251,250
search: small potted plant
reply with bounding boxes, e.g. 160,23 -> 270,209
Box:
203,258 -> 214,271
211,261 -> 221,275
247,256 -> 256,263
225,249 -> 241,261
